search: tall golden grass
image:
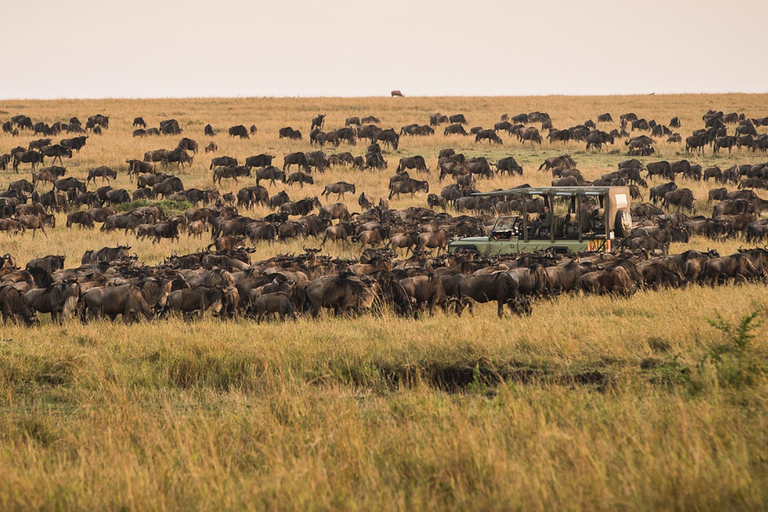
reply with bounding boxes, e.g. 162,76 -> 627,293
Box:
1,94 -> 768,510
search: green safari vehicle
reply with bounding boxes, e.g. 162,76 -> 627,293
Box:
447,186 -> 632,256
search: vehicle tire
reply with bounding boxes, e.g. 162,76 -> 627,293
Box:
614,210 -> 632,238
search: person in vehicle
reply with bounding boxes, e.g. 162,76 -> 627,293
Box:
531,205 -> 551,237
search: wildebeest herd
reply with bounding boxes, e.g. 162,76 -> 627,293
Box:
1,105 -> 768,325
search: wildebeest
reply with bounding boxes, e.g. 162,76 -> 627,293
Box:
228,125 -> 249,139
213,166 -> 251,185
376,129 -> 399,150
159,119 -> 182,135
397,156 -> 429,173
133,117 -> 146,128
388,179 -> 429,200
87,166 -> 117,185
538,155 -> 576,171
24,281 -> 80,323
306,273 -> 378,318
286,171 -> 314,188
311,114 -> 326,131
663,188 -> 695,213
444,124 -> 468,136
210,156 -> 237,169
252,292 -> 296,322
254,166 -> 285,187
12,151 -> 44,172
66,211 -> 95,229
26,254 -> 65,273
455,273 -> 529,318
650,182 -> 677,204
18,214 -> 55,238
321,182 -> 356,200
283,152 -> 310,172
475,129 -> 502,144
279,127 -> 302,140
0,286 -> 38,326
520,127 -> 543,144
496,157 -> 523,175
391,90 -> 404,97
81,284 -> 153,323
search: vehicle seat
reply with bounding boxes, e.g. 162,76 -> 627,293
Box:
551,215 -> 565,238
592,208 -> 606,234
564,213 -> 579,238
580,209 -> 593,233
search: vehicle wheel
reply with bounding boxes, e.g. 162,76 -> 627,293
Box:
614,210 -> 632,238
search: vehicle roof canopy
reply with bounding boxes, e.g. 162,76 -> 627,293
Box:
473,186 -> 624,198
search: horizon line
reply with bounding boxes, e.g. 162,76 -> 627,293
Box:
2,91 -> 768,102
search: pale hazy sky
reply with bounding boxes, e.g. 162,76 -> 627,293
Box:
3,0 -> 767,99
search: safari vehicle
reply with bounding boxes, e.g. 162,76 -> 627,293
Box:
448,186 -> 632,256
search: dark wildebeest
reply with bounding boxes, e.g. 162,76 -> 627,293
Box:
81,284 -> 153,323
12,151 -> 44,172
54,177 -> 86,194
159,119 -> 182,135
306,273 -> 378,318
376,129 -> 399,150
597,113 -> 613,123
449,114 -> 468,124
228,125 -> 249,139
321,182 -> 356,200
18,214 -> 55,238
87,166 -> 117,185
162,148 -> 193,168
391,90 -> 404,97
663,188 -> 695,213
286,171 -> 314,188
252,292 -> 296,323
24,281 -> 80,323
650,182 -> 677,204
283,152 -> 310,172
26,255 -> 65,273
0,286 -> 38,326
204,124 -> 215,136
397,156 -> 429,173
496,157 -> 523,175
66,211 -> 95,229
389,179 -> 429,200
455,273 -> 530,318
538,155 -> 576,171
520,127 -> 542,144
213,166 -> 251,185
311,114 -> 326,131
475,129 -> 502,144
81,245 -> 133,264
210,155 -> 237,169
254,166 -> 285,187
163,287 -> 227,319
39,144 -> 73,165
205,142 -> 218,153
133,117 -> 146,127
444,124 -> 468,136
177,137 -> 198,153
279,127 -> 302,140
60,135 -> 88,152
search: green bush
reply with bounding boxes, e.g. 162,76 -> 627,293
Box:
114,199 -> 192,217
702,311 -> 766,389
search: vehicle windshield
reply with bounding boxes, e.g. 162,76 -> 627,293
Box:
490,216 -> 521,240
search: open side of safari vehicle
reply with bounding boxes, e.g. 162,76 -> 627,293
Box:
447,186 -> 632,256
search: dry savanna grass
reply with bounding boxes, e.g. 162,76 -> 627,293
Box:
1,94 -> 768,510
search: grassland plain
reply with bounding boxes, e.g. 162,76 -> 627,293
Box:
1,94 -> 768,510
